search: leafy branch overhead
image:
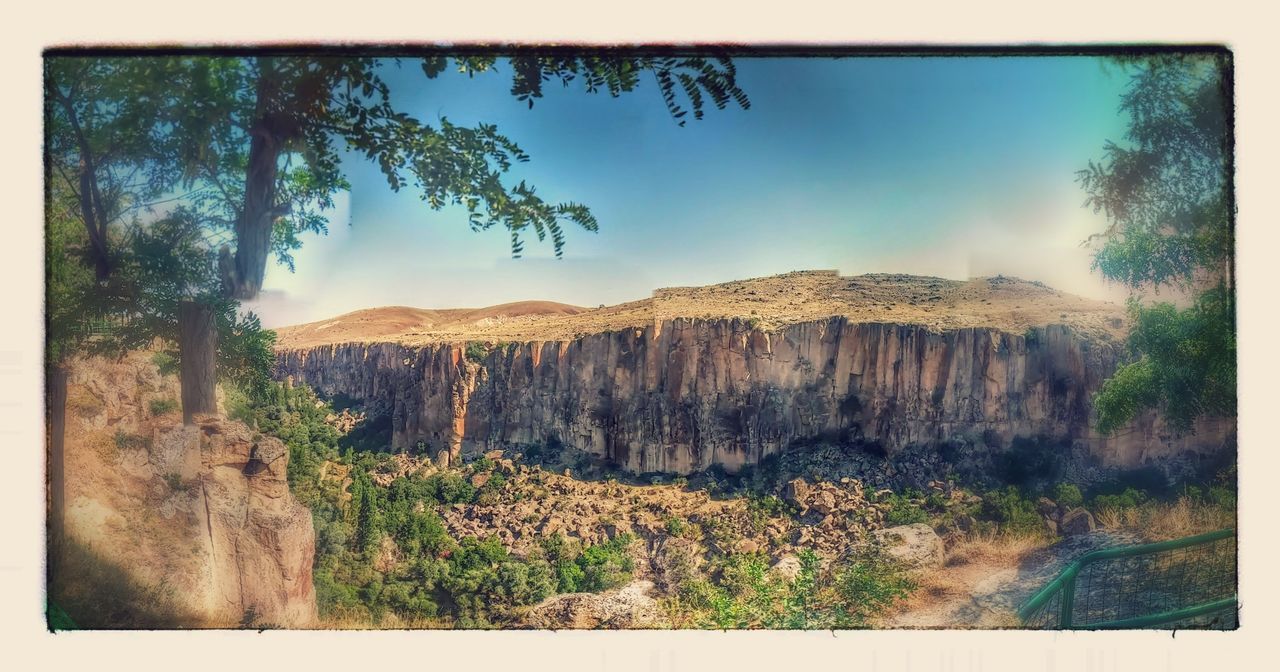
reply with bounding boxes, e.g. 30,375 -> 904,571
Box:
123,54 -> 751,294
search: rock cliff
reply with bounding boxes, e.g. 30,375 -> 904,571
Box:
56,352 -> 317,627
274,273 -> 1233,475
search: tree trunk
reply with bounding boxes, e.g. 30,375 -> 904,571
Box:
225,59 -> 284,301
179,301 -> 218,424
47,365 -> 68,582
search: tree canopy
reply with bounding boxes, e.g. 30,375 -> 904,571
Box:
1082,53 -> 1235,434
97,54 -> 752,299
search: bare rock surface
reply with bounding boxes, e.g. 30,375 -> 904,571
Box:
525,580 -> 663,629
871,523 -> 946,571
276,272 -> 1232,474
57,352 -> 317,628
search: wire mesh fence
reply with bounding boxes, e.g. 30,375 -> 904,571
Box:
1019,528 -> 1237,630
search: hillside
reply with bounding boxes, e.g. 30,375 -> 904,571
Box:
274,271 -> 1128,349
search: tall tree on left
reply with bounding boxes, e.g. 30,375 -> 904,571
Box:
44,59 -> 277,582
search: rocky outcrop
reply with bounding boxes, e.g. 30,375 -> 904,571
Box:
525,580 -> 662,629
870,524 -> 946,571
57,353 -> 317,628
277,315 -> 1233,475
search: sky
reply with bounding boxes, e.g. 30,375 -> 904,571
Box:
246,56 -> 1135,327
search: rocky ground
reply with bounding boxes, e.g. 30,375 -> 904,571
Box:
275,270 -> 1127,348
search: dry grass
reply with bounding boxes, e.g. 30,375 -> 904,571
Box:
312,609 -> 452,630
52,537 -> 203,629
1094,496 -> 1235,541
944,528 -> 1053,568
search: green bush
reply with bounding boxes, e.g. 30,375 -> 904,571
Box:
113,429 -> 146,451
577,533 -> 636,592
665,516 -> 688,537
670,548 -> 914,629
1091,487 -> 1149,511
883,490 -> 929,526
150,351 -> 179,376
464,341 -> 489,364
746,494 -> 791,532
981,486 -> 1044,536
1052,483 -> 1084,508
149,397 -> 178,416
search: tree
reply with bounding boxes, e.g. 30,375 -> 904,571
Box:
353,473 -> 381,554
151,54 -> 751,300
45,58 -> 277,423
1080,53 -> 1235,433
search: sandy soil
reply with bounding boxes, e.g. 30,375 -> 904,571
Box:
275,270 -> 1127,349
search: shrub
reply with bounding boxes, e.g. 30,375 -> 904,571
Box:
464,341 -> 489,364
1091,487 -> 1149,512
665,516 -> 689,537
113,430 -> 146,451
150,351 -> 179,376
423,471 -> 476,505
882,489 -> 929,526
162,472 -> 187,492
981,486 -> 1044,536
577,533 -> 636,593
1052,483 -> 1084,508
149,397 -> 178,417
747,494 -> 791,532
667,548 -> 914,630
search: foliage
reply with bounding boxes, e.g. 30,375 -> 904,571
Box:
148,397 -> 178,417
882,489 -> 930,526
464,341 -> 490,364
52,55 -> 748,300
1094,287 -> 1236,433
981,486 -> 1045,537
1051,482 -> 1084,509
1080,54 -> 1235,433
1091,487 -> 1150,512
669,549 -> 914,629
239,381 -> 638,627
44,174 -> 98,367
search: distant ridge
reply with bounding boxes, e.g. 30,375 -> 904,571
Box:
274,271 -> 1126,349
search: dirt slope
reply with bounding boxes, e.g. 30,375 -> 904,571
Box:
275,270 -> 1127,349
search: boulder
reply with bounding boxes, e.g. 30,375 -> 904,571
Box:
1036,497 -> 1058,518
811,489 -> 838,516
870,523 -> 945,570
525,580 -> 662,629
1060,508 -> 1096,536
770,555 -> 804,581
783,478 -> 811,509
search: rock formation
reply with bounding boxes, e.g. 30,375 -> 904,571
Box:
275,273 -> 1234,475
55,352 -> 317,627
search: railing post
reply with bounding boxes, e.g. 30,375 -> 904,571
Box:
1059,572 -> 1076,629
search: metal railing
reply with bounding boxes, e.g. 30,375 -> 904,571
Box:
1018,528 -> 1237,629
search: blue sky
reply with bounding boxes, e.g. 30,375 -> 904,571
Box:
250,56 -> 1133,327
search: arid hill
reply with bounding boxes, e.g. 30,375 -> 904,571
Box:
274,271 -> 1128,349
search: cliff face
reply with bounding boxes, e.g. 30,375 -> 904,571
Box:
58,353 -> 317,627
276,317 -> 1230,475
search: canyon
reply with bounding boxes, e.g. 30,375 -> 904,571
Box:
274,271 -> 1234,476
